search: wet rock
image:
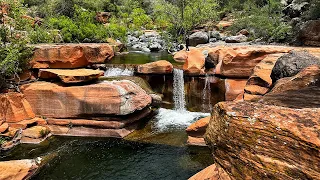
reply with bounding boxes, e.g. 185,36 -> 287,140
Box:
0,159 -> 39,180
189,164 -> 231,180
271,51 -> 320,82
39,69 -> 104,83
225,34 -> 248,43
244,53 -> 285,100
183,48 -> 206,74
0,93 -> 35,123
137,60 -> 173,74
189,31 -> 209,47
31,44 -> 114,68
225,79 -> 247,101
149,42 -> 162,52
205,101 -> 320,179
298,20 -> 320,47
21,80 -> 152,118
186,136 -> 207,147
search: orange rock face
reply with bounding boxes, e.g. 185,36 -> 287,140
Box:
21,80 -> 152,118
205,101 -> 320,179
186,116 -> 210,146
183,48 -> 206,74
0,93 -> 35,123
173,50 -> 188,62
0,159 -> 39,180
244,53 -> 285,101
189,164 -> 231,180
38,69 -> 104,83
137,60 -> 173,74
224,79 -> 247,101
208,45 -> 291,78
31,44 -> 114,69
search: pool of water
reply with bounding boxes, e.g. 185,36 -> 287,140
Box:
110,50 -> 180,65
1,136 -> 213,180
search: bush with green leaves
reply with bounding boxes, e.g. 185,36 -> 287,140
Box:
229,0 -> 292,42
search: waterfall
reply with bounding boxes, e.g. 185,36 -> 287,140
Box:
173,69 -> 186,111
202,74 -> 212,112
154,68 -> 210,131
104,67 -> 134,77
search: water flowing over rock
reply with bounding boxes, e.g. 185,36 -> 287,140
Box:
0,159 -> 40,180
38,69 -> 104,83
205,101 -> 320,179
104,67 -> 134,77
173,69 -> 186,111
21,80 -> 152,118
271,51 -> 320,82
137,60 -> 173,74
31,44 -> 114,68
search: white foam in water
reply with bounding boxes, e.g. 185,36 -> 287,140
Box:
104,67 -> 134,77
154,68 -> 210,131
154,108 -> 210,131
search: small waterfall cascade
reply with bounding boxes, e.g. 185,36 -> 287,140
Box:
202,74 -> 212,112
154,68 -> 210,131
104,67 -> 134,77
173,69 -> 186,111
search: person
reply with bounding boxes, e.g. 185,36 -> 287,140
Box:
185,35 -> 190,51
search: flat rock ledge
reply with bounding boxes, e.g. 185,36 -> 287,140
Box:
38,69 -> 104,83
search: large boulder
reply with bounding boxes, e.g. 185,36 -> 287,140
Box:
271,51 -> 320,82
244,53 -> 285,101
0,159 -> 40,180
182,48 -> 206,74
205,101 -> 320,179
298,20 -> 320,46
186,116 -> 210,146
0,93 -> 35,123
31,44 -> 114,69
225,79 -> 247,101
173,50 -> 188,62
137,60 -> 173,74
209,45 -> 291,78
38,69 -> 104,83
225,35 -> 248,43
21,80 -> 152,118
188,31 -> 209,47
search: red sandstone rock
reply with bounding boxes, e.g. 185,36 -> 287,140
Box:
31,44 -> 114,69
48,125 -> 135,138
187,136 -> 207,146
21,80 -> 151,118
22,126 -> 50,139
270,65 -> 320,94
186,116 -> 210,135
173,50 -> 188,62
8,117 -> 46,129
0,123 -> 8,133
205,101 -> 320,179
243,53 -> 284,100
224,79 -> 247,101
208,46 -> 291,78
137,60 -> 173,74
0,93 -> 35,123
183,48 -> 206,74
38,69 -> 104,83
0,159 -> 39,180
215,20 -> 233,30
189,164 -> 231,180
